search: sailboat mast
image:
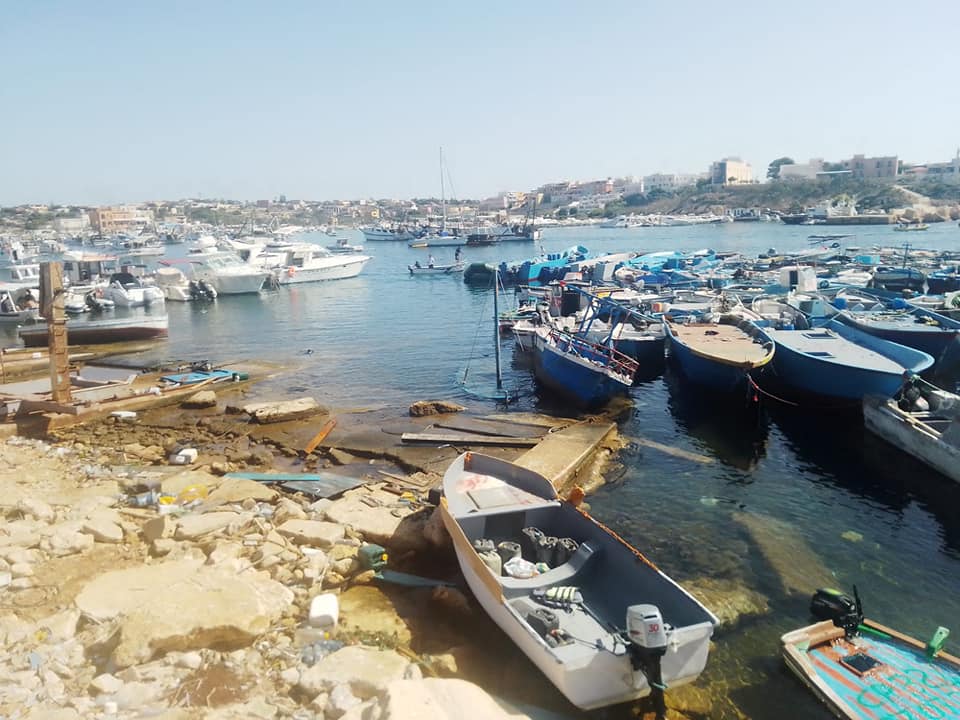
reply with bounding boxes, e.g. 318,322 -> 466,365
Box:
493,269 -> 503,391
440,146 -> 446,231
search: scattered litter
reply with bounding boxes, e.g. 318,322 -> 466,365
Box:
841,530 -> 864,543
308,594 -> 339,629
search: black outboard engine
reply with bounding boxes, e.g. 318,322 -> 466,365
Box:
626,604 -> 669,720
810,586 -> 863,638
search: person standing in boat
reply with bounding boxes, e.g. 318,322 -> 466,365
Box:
428,254 -> 435,268
454,246 -> 462,263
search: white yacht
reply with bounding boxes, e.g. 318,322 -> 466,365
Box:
187,252 -> 270,295
101,271 -> 165,308
254,242 -> 371,285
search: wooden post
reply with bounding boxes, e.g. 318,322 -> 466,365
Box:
39,262 -> 72,403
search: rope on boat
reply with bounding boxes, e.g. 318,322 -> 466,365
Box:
459,275 -> 495,385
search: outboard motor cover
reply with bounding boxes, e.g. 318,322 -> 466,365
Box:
626,604 -> 667,650
810,588 -> 862,636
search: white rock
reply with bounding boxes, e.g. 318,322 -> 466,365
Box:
276,519 -> 345,548
176,651 -> 203,670
328,683 -> 362,718
0,571 -> 10,588
174,512 -> 241,540
112,680 -> 161,709
375,678 -> 534,720
17,497 -> 55,522
10,577 -> 33,590
38,609 -> 81,642
81,518 -> 123,544
297,646 -> 412,700
45,527 -> 95,557
10,562 -> 34,578
74,558 -> 294,668
2,546 -> 40,565
280,667 -> 301,685
142,515 -> 176,543
90,673 -> 124,695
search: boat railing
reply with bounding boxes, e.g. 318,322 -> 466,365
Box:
547,328 -> 638,378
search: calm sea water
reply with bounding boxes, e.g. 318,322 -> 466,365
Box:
16,222 -> 960,717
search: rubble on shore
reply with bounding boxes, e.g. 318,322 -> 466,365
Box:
0,394 -> 747,719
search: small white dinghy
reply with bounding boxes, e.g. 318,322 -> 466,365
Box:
408,261 -> 464,276
440,452 -> 718,712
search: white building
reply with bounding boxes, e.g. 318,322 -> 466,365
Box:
779,158 -> 825,181
643,173 -> 701,192
54,215 -> 91,234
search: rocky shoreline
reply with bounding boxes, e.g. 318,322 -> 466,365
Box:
0,384 -> 767,719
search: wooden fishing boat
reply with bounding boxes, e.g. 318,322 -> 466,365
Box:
782,589 -> 958,720
664,315 -> 774,392
834,305 -> 960,363
440,452 -> 718,711
407,261 -> 464,276
532,326 -> 638,407
762,318 -> 934,400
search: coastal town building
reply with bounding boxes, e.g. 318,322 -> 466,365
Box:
709,157 -> 753,185
903,150 -> 960,183
87,205 -> 154,234
53,214 -> 91,234
778,159 -> 825,181
644,172 -> 701,192
841,154 -> 899,180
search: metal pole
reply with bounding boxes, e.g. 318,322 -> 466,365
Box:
493,268 -> 503,391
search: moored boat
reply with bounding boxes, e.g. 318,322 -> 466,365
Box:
863,375 -> 960,484
833,304 -> 960,363
408,261 -> 464,276
440,451 -> 719,711
760,318 -> 934,401
532,326 -> 638,407
664,315 -> 775,392
19,313 -> 169,347
782,587 -> 958,720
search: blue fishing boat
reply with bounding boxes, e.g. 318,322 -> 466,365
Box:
782,588 -> 958,720
760,318 -> 934,401
532,326 -> 638,407
664,315 -> 775,392
464,246 -> 589,287
832,302 -> 960,363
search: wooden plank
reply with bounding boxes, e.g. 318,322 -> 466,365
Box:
400,431 -> 538,448
433,417 -> 547,439
17,399 -> 84,416
304,418 -> 337,454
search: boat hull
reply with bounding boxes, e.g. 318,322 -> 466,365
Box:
19,316 -> 168,347
277,256 -> 370,284
209,273 -> 269,294
863,395 -> 960,483
532,331 -> 633,407
836,312 -> 960,362
440,452 -> 718,711
763,321 -> 934,400
665,320 -> 774,392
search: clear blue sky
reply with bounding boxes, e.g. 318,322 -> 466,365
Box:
2,1 -> 957,205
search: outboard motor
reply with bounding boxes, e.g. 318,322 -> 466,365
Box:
810,586 -> 863,638
626,604 -> 669,720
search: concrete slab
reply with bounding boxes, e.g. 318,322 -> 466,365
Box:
515,421 -> 616,490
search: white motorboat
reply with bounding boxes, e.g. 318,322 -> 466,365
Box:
153,266 -> 217,302
257,243 -> 370,285
440,452 -> 718,711
187,252 -> 270,295
326,237 -> 365,254
0,264 -> 41,290
102,272 -> 165,308
408,261 -> 464,276
0,287 -> 41,325
359,225 -> 414,242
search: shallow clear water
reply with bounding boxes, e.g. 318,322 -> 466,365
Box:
10,222 -> 960,717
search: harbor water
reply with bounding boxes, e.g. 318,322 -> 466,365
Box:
12,222 -> 960,717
